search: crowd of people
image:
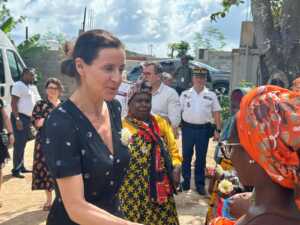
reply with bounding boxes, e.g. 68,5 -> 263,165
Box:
0,28 -> 299,225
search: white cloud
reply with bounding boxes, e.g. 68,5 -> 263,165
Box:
7,0 -> 249,57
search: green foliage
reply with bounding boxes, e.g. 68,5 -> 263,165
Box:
219,94 -> 230,121
168,41 -> 190,58
239,80 -> 255,88
211,0 -> 283,22
17,34 -> 44,57
193,26 -> 226,51
211,0 -> 245,21
219,80 -> 255,121
0,2 -> 25,34
34,70 -> 43,84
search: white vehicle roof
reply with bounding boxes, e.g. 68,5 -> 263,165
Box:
0,30 -> 16,49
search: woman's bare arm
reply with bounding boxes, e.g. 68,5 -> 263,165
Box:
57,175 -> 142,225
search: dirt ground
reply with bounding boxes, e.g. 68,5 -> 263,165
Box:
0,140 -> 217,225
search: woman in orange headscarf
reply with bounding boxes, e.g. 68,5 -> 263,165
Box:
211,85 -> 300,225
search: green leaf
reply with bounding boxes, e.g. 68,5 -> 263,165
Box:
0,17 -> 16,33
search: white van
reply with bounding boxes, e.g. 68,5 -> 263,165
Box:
0,30 -> 26,113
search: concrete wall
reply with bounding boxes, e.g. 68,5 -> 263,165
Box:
23,49 -> 77,99
231,48 -> 260,91
196,49 -> 232,72
230,21 -> 260,91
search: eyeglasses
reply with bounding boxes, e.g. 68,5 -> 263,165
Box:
218,141 -> 241,159
47,86 -> 59,90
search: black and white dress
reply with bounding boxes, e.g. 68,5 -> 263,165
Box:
43,99 -> 130,225
0,99 -> 9,168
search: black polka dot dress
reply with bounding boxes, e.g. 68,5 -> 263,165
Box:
43,99 -> 130,225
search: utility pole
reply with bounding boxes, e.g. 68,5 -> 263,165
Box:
149,44 -> 153,56
83,7 -> 87,32
25,26 -> 28,41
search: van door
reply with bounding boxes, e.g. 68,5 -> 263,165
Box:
1,49 -> 25,113
0,48 -> 9,106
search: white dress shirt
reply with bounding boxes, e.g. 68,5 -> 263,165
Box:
180,87 -> 221,124
115,81 -> 133,117
151,83 -> 181,127
11,81 -> 41,117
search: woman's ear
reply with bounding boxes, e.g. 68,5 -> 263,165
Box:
74,58 -> 85,77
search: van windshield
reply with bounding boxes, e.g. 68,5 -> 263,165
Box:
6,50 -> 24,82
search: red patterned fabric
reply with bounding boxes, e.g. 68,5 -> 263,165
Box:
125,115 -> 173,204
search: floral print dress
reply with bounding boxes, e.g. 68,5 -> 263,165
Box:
32,99 -> 57,191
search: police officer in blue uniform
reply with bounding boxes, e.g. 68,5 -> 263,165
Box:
180,67 -> 222,195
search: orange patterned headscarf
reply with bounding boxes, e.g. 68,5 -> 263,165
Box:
237,85 -> 300,208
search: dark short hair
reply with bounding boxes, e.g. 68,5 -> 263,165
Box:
21,67 -> 36,77
142,61 -> 163,75
45,77 -> 64,91
269,78 -> 285,88
61,29 -> 124,82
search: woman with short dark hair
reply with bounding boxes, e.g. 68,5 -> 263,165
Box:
31,77 -> 63,211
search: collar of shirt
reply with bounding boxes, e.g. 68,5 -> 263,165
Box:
152,82 -> 164,96
191,87 -> 208,96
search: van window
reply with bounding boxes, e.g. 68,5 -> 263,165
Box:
0,50 -> 5,83
6,50 -> 24,81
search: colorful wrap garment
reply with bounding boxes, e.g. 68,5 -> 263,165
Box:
210,85 -> 300,225
237,85 -> 300,206
119,114 -> 182,225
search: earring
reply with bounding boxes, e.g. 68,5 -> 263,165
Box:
249,160 -> 255,164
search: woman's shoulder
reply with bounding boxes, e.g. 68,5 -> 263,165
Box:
153,114 -> 164,123
46,101 -> 74,128
246,213 -> 300,225
153,114 -> 171,129
122,117 -> 138,134
35,99 -> 48,106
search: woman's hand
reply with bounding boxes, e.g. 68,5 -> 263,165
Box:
213,130 -> 220,142
8,134 -> 15,146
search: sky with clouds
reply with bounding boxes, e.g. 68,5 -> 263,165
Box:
7,0 -> 251,57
